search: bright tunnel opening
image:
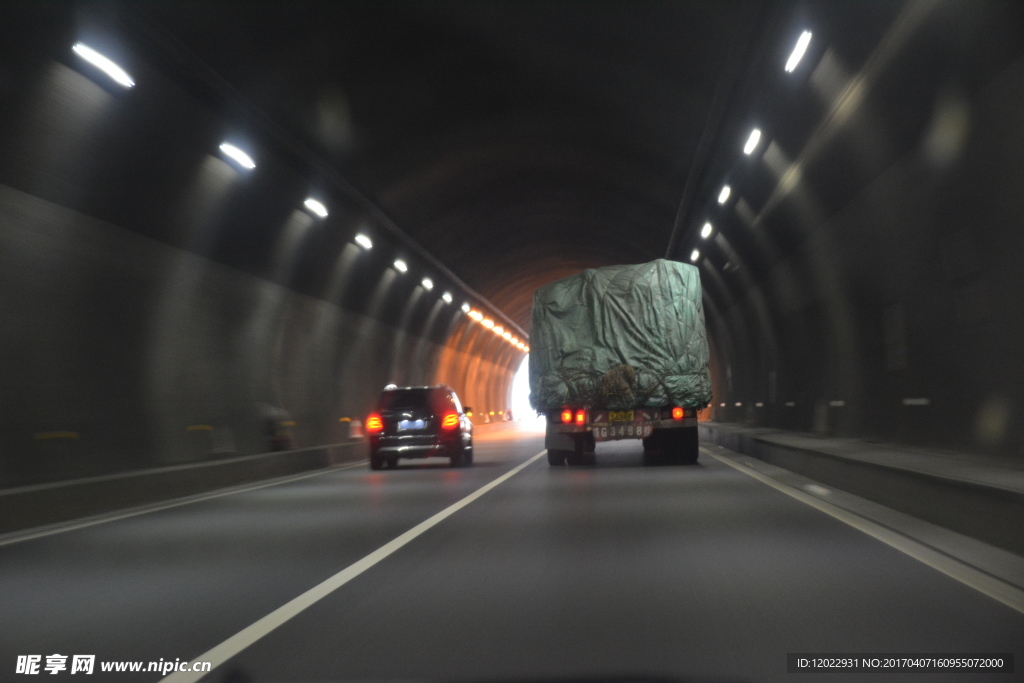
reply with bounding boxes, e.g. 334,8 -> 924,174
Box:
510,355 -> 545,427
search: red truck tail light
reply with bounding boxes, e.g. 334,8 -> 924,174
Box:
366,413 -> 384,433
672,406 -> 684,420
560,408 -> 573,424
441,412 -> 459,430
575,409 -> 587,425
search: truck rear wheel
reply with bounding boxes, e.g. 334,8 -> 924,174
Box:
667,427 -> 699,464
547,449 -> 568,466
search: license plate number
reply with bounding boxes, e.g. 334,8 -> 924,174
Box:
398,420 -> 425,431
608,410 -> 634,422
592,423 -> 653,441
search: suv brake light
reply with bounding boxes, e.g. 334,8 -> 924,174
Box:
441,412 -> 459,430
366,413 -> 384,433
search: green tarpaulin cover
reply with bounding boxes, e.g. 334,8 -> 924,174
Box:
529,259 -> 712,411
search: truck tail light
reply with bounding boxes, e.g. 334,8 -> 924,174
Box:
575,409 -> 587,425
441,412 -> 459,430
366,413 -> 384,433
672,406 -> 684,420
561,408 -> 573,424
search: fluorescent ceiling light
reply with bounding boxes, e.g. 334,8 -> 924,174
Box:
442,292 -> 453,303
303,198 -> 328,218
72,43 -> 134,88
219,143 -> 256,170
421,277 -> 433,290
718,185 -> 731,204
354,234 -> 372,250
690,249 -> 700,262
785,31 -> 813,73
700,223 -> 713,239
393,259 -> 408,273
743,129 -> 761,155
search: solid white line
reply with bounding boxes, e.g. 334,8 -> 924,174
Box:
704,447 -> 1024,614
162,449 -> 548,683
0,461 -> 367,548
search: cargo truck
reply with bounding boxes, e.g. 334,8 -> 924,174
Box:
529,259 -> 712,465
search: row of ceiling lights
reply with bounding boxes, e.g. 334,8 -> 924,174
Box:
71,41 -> 528,354
688,30 -> 813,264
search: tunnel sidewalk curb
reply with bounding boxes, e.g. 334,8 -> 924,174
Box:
0,440 -> 367,536
699,422 -> 1024,558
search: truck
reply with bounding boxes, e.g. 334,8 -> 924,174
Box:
528,259 -> 712,466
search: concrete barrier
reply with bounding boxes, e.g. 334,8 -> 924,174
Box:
0,440 -> 367,535
699,422 -> 1024,557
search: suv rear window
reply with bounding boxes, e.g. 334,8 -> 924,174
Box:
377,388 -> 454,413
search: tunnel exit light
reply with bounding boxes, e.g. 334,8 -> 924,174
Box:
303,198 -> 328,218
72,43 -> 135,88
421,277 -> 434,290
219,143 -> 256,170
743,129 -> 761,155
718,185 -> 731,204
354,233 -> 372,250
394,259 -> 408,273
785,31 -> 813,73
690,249 -> 700,262
700,222 -> 713,239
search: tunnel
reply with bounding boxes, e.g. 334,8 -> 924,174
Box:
1,2 -> 1023,682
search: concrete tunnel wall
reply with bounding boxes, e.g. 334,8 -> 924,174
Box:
699,2 -> 1024,458
0,26 -> 522,489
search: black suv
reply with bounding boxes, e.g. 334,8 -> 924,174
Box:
366,385 -> 474,469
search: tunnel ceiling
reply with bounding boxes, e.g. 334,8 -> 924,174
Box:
120,0 -> 773,331
26,0 -> 1014,340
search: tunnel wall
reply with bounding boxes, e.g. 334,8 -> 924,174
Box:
0,19 -> 521,489
703,3 -> 1024,457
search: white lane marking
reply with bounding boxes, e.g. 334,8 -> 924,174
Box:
704,447 -> 1024,615
162,449 -> 548,682
0,461 -> 366,548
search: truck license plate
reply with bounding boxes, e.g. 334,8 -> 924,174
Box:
592,423 -> 653,442
608,410 -> 634,422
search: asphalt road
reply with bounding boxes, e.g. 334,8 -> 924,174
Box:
2,422 -> 1021,683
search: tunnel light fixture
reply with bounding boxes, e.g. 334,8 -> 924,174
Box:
493,326 -> 504,335
442,292 -> 453,303
482,318 -> 495,329
516,342 -> 525,350
700,222 -> 713,239
690,249 -> 700,262
303,198 -> 328,218
354,233 -> 372,250
510,337 -> 518,345
785,31 -> 813,73
502,331 -> 512,341
468,310 -> 483,321
461,303 -> 471,313
524,345 -> 530,352
718,185 -> 731,204
72,43 -> 135,88
219,143 -> 256,170
743,129 -> 761,155
421,277 -> 434,290
393,259 -> 408,273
